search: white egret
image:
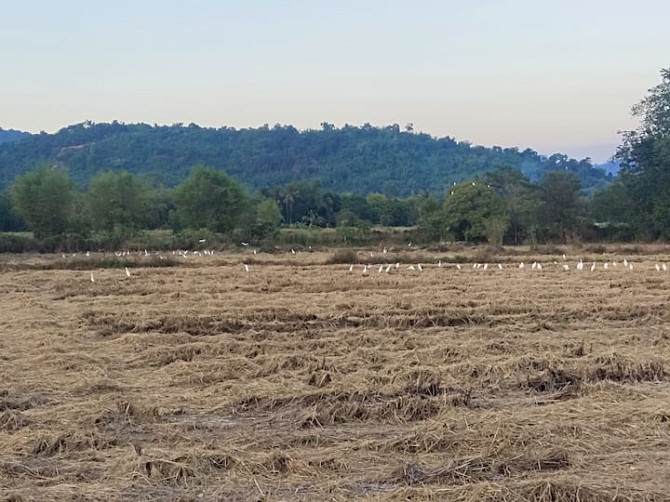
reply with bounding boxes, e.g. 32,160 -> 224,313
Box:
244,264 -> 250,273
497,263 -> 503,269
90,273 -> 95,283
125,267 -> 131,277
656,263 -> 661,272
591,262 -> 596,272
456,264 -> 462,270
348,264 -> 354,273
563,264 -> 570,271
519,262 -> 525,269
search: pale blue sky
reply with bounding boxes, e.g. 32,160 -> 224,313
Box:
2,0 -> 669,162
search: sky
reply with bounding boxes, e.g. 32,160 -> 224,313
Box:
2,0 -> 669,163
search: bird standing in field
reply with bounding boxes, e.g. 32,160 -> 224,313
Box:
244,264 -> 250,273
125,267 -> 131,277
90,273 -> 95,283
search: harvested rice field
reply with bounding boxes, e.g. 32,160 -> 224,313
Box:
2,247 -> 670,501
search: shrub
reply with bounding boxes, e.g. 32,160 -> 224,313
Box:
326,249 -> 359,264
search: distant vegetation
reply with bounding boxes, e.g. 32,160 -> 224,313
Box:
0,121 -> 611,195
1,67 -> 669,251
0,127 -> 29,145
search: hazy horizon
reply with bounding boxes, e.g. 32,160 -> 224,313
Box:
3,0 -> 669,164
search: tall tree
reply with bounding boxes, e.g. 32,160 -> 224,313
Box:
482,165 -> 540,244
443,182 -> 508,243
615,68 -> 670,238
173,165 -> 249,233
87,171 -> 150,236
539,171 -> 586,242
10,166 -> 75,238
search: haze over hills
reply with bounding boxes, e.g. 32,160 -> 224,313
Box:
0,127 -> 30,145
0,122 -> 613,195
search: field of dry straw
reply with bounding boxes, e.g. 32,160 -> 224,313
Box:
2,246 -> 670,501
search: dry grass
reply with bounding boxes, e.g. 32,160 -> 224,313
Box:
2,246 -> 670,501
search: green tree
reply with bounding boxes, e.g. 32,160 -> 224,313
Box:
615,68 -> 670,239
252,198 -> 282,239
483,165 -> 540,244
443,182 -> 508,243
539,171 -> 587,242
10,166 -> 75,238
0,191 -> 24,232
591,181 -> 635,225
87,171 -> 150,236
173,165 -> 248,233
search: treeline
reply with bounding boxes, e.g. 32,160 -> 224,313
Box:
0,161 -> 611,252
0,127 -> 29,145
591,68 -> 670,241
2,67 -> 669,250
0,121 -> 612,196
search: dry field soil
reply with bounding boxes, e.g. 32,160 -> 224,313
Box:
2,248 -> 670,501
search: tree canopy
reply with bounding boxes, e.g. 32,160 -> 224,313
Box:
10,166 -> 75,239
0,121 -> 612,196
613,68 -> 670,239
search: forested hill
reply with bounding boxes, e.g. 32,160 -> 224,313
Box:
0,121 -> 612,195
0,127 -> 30,145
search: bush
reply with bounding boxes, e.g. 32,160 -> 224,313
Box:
0,233 -> 38,253
326,249 -> 359,264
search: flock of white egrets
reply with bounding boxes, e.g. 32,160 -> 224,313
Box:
59,247 -> 670,282
345,254 -> 669,276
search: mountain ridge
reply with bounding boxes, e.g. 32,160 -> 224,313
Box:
0,121 -> 612,195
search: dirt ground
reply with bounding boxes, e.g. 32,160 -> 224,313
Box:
2,247 -> 670,501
